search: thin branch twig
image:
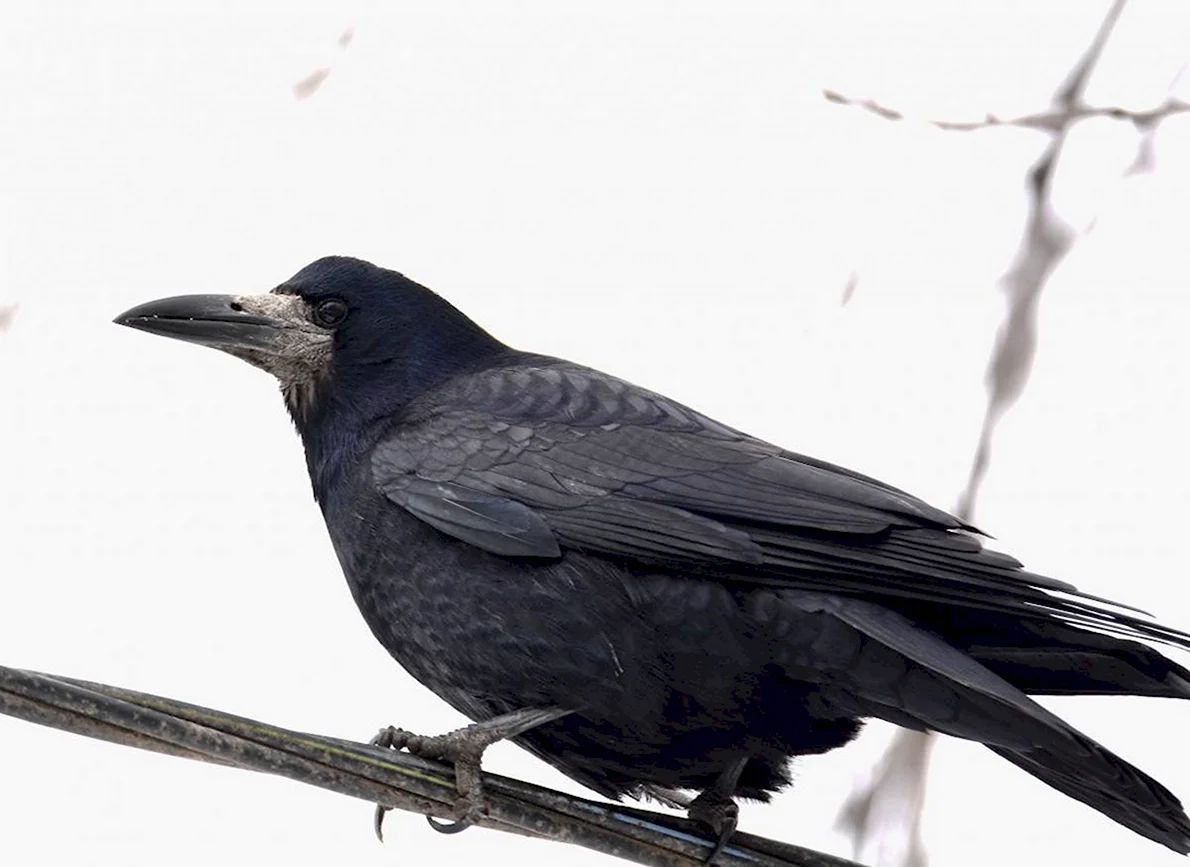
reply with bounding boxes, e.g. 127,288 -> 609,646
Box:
832,3 -> 1137,865
823,1 -> 1190,142
0,665 -> 859,867
960,0 -> 1128,518
822,89 -> 1190,134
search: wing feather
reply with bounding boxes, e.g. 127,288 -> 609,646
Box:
372,360 -> 1190,652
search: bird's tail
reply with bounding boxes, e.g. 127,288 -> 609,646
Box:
776,592 -> 1190,852
989,738 -> 1190,853
924,608 -> 1190,699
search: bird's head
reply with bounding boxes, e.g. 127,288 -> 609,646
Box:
114,256 -> 505,429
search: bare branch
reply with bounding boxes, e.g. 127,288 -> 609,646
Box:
835,729 -> 932,867
293,26 -> 357,100
835,3 -> 1139,864
823,89 -> 1189,134
824,0 -> 1175,143
1054,0 -> 1128,105
840,272 -> 859,307
1127,61 -> 1189,175
0,665 -> 860,867
957,0 -> 1130,516
293,68 -> 332,101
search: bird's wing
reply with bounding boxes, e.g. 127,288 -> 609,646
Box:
373,360 -> 1189,649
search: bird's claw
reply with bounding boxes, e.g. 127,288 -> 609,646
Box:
373,787 -> 485,839
689,788 -> 741,865
426,798 -> 483,834
370,726 -> 408,843
702,804 -> 738,865
368,708 -> 569,843
426,746 -> 489,834
368,723 -> 493,840
373,804 -> 390,842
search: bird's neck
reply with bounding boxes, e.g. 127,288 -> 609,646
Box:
295,402 -> 376,506
292,327 -> 509,503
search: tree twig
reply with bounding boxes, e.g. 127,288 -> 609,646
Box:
823,1 -> 1190,142
822,89 -> 1189,134
832,3 -> 1137,864
959,0 -> 1128,518
0,664 -> 859,867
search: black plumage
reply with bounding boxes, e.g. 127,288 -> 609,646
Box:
115,256 -> 1190,854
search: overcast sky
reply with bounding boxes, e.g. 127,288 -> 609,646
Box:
2,2 -> 1189,865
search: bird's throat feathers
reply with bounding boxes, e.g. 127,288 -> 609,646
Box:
288,307 -> 507,503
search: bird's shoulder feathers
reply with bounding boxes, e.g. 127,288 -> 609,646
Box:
370,358 -> 1190,652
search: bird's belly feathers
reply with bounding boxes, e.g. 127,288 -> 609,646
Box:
322,482 -> 655,713
319,477 -> 862,797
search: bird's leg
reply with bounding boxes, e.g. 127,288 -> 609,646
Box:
370,706 -> 570,839
688,756 -> 750,866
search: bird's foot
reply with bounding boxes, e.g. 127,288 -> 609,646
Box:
371,723 -> 487,835
370,706 -> 570,840
689,756 -> 749,865
689,790 -> 739,866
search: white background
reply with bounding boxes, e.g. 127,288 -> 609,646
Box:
2,2 -> 1189,865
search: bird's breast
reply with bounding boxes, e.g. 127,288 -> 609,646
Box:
318,473 -> 653,719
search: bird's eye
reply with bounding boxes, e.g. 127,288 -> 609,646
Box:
313,297 -> 348,328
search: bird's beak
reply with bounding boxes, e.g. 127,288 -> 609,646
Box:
113,293 -> 296,354
114,292 -> 333,409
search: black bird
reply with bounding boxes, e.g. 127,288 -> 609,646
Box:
116,256 -> 1190,857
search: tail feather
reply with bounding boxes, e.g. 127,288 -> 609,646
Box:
990,740 -> 1190,853
957,614 -> 1190,698
781,592 -> 1190,853
972,643 -> 1190,697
